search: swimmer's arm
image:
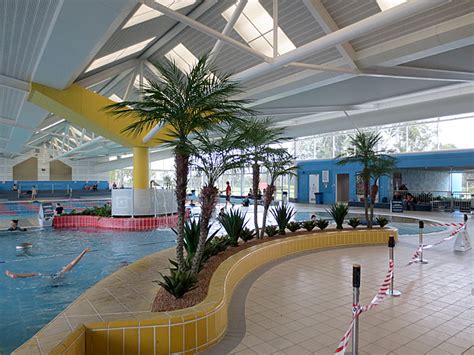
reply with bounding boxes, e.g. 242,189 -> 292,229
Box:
60,247 -> 90,273
5,270 -> 40,279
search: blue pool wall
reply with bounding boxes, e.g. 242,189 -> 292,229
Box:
297,149 -> 474,204
0,180 -> 109,191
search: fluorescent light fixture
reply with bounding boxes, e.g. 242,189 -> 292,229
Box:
123,1 -> 197,29
376,0 -> 407,11
222,0 -> 296,57
38,119 -> 66,132
86,37 -> 155,72
164,43 -> 198,74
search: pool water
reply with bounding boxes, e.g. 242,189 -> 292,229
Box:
294,212 -> 448,235
0,227 -> 175,354
0,199 -> 110,220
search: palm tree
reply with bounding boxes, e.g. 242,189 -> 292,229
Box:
106,55 -> 252,271
239,118 -> 285,237
260,148 -> 296,237
188,125 -> 246,274
369,155 -> 397,223
337,131 -> 383,228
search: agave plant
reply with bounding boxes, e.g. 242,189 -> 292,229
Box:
302,220 -> 316,232
287,221 -> 301,233
315,219 -> 329,230
171,219 -> 219,262
376,216 -> 389,228
328,203 -> 349,229
158,270 -> 197,298
270,203 -> 296,235
348,217 -> 361,229
218,209 -> 247,246
240,228 -> 256,242
265,225 -> 278,237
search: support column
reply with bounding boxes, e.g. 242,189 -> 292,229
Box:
133,147 -> 149,189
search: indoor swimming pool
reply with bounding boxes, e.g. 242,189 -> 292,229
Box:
0,227 -> 175,354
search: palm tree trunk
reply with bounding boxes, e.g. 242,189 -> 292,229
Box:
252,161 -> 260,237
260,184 -> 275,238
175,153 -> 189,271
191,184 -> 218,275
370,183 -> 379,228
364,176 -> 371,228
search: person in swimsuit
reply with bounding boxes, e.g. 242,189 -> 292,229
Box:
8,220 -> 27,232
5,247 -> 90,279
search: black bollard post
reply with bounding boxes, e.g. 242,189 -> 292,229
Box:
352,264 -> 361,355
418,221 -> 428,264
386,235 -> 401,296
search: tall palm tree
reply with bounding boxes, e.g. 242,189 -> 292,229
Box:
188,125 -> 246,274
239,117 -> 285,237
337,131 -> 383,228
369,155 -> 397,223
106,55 -> 252,271
260,148 -> 296,237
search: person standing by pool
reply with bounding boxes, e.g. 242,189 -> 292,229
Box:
224,181 -> 232,207
55,203 -> 64,215
31,185 -> 37,200
5,247 -> 91,279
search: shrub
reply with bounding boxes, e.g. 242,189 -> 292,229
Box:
265,225 -> 278,237
348,217 -> 361,229
270,203 -> 296,235
240,228 -> 256,242
287,221 -> 301,233
315,219 -> 329,230
218,209 -> 247,246
204,237 -> 230,258
78,204 -> 111,217
158,270 -> 197,298
376,216 -> 389,228
327,203 -> 349,229
302,220 -> 316,231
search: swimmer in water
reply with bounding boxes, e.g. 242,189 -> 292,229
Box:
5,247 -> 90,279
8,220 -> 27,232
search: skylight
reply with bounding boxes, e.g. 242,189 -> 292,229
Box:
123,1 -> 197,29
164,43 -> 198,74
222,0 -> 295,57
133,75 -> 151,89
109,94 -> 123,102
376,0 -> 407,11
86,38 -> 155,72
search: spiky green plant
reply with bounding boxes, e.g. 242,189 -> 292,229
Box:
240,228 -> 256,242
376,216 -> 389,228
328,203 -> 349,229
106,54 -> 252,272
348,217 -> 361,229
158,270 -> 197,298
315,219 -> 329,230
270,203 -> 296,235
302,220 -> 316,232
265,225 -> 278,237
218,209 -> 247,246
287,221 -> 301,233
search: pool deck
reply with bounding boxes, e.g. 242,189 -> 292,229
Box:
11,205 -> 473,354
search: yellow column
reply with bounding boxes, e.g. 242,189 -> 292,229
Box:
133,147 -> 149,189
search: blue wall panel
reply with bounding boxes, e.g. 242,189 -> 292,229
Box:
0,180 -> 109,192
297,150 -> 474,204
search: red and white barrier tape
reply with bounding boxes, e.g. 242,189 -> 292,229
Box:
430,223 -> 464,227
334,260 -> 394,354
407,224 -> 465,265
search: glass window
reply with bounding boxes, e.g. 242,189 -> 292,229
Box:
164,43 -> 198,74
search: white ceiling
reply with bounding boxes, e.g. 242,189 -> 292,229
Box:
0,0 -> 472,170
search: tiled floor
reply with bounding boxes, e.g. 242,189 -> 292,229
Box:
205,211 -> 473,355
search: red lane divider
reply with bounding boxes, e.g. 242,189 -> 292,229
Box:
430,223 -> 464,227
334,259 -> 394,354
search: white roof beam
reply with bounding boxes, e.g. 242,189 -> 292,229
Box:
257,105 -> 377,115
139,0 -> 270,62
0,116 -> 34,131
209,0 -> 247,62
303,0 -> 359,71
140,0 -> 218,59
233,0 -> 448,81
76,59 -> 139,88
361,65 -> 474,82
0,74 -> 29,92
